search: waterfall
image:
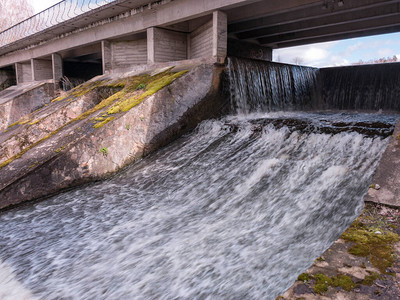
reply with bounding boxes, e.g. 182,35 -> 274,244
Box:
226,57 -> 319,114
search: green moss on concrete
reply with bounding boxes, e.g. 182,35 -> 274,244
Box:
297,273 -> 310,282
54,146 -> 65,153
361,272 -> 381,286
0,124 -> 66,170
70,81 -> 105,98
106,70 -> 187,115
331,274 -> 357,291
29,119 -> 40,125
51,94 -> 69,102
313,273 -> 332,294
7,118 -> 31,128
28,161 -> 39,169
297,273 -> 357,295
100,147 -> 108,155
341,220 -> 399,274
0,68 -> 189,170
93,117 -> 115,128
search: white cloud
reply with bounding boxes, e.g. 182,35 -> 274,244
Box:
377,48 -> 395,58
346,42 -> 363,52
273,41 -> 338,67
273,34 -> 400,67
303,47 -> 329,61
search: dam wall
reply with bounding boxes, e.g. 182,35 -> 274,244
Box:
320,62 -> 400,111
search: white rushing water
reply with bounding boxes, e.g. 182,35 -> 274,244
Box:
0,112 -> 395,299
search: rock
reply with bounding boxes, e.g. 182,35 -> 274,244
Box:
369,183 -> 381,190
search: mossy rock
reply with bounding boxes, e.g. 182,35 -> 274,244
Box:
341,221 -> 399,273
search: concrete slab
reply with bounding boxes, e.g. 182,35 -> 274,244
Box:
0,81 -> 55,132
365,118 -> 400,207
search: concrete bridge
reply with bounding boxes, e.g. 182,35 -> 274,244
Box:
0,0 -> 399,87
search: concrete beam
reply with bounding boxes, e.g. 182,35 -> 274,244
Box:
259,14 -> 400,46
0,0 -> 253,67
272,24 -> 400,48
237,3 -> 400,40
226,0 -> 322,23
0,0 -> 255,68
0,0 -> 158,57
228,0 -> 398,33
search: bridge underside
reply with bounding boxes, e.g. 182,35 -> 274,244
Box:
0,0 -> 399,87
227,0 -> 400,48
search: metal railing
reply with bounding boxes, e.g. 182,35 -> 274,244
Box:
0,0 -> 116,47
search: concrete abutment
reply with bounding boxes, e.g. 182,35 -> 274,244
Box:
102,10 -> 228,72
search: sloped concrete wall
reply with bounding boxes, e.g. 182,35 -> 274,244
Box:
0,62 -> 228,209
0,82 -> 55,132
365,119 -> 400,207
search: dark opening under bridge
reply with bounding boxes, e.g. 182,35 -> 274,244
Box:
0,0 -> 399,86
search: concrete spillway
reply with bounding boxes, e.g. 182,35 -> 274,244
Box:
0,111 -> 395,299
0,58 -> 399,299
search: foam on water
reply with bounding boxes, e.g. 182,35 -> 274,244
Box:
0,260 -> 36,300
0,111 -> 393,299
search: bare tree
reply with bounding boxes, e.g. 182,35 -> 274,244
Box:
0,0 -> 34,31
292,56 -> 304,65
352,55 -> 399,65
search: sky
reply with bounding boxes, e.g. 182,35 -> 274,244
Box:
29,1 -> 400,68
30,0 -> 60,14
274,32 -> 400,68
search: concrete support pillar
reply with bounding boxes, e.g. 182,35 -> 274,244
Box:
147,27 -> 187,64
52,53 -> 63,85
102,40 -> 112,74
147,28 -> 156,64
15,63 -> 23,85
31,58 -> 53,81
212,11 -> 227,63
15,61 -> 32,84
